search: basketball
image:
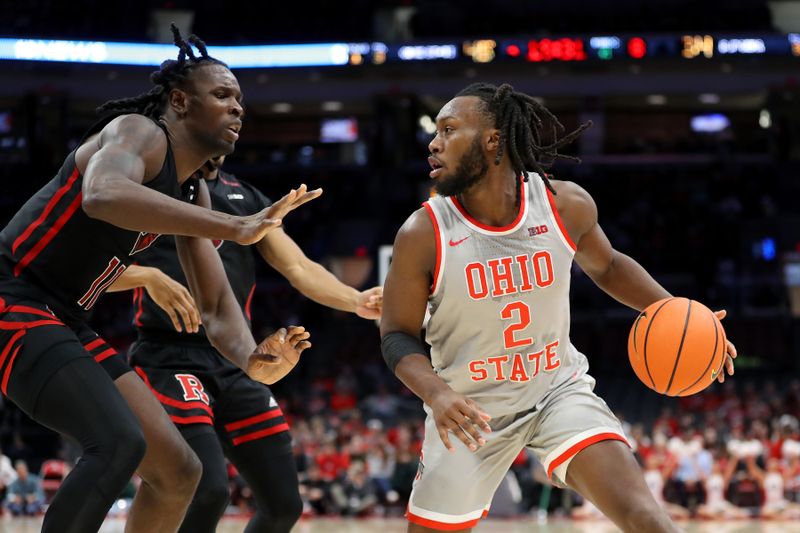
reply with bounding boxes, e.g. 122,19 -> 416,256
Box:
628,297 -> 726,397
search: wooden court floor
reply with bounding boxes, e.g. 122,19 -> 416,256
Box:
1,517 -> 798,532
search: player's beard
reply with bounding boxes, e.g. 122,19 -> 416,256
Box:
434,135 -> 489,197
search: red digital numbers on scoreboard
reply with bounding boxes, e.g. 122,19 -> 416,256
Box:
526,38 -> 586,62
627,37 -> 647,59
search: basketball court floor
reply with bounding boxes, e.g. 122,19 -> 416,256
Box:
1,517 -> 798,532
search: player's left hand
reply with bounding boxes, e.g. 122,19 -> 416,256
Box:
247,326 -> 311,385
355,286 -> 383,320
713,310 -> 737,383
266,184 -> 323,221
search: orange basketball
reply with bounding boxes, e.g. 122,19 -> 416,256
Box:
628,297 -> 726,397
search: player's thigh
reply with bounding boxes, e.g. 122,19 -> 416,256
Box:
406,408 -> 526,531
526,379 -> 627,486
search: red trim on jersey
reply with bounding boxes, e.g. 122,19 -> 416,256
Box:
545,187 -> 577,252
14,192 -> 83,277
224,408 -> 283,432
83,264 -> 127,310
170,415 -> 214,426
0,319 -> 62,330
546,432 -> 628,479
406,509 -> 484,531
134,367 -> 213,416
12,167 -> 80,254
231,423 -> 290,446
244,283 -> 256,321
219,176 -> 241,187
422,202 -> 442,294
77,257 -> 121,308
83,338 -> 105,352
93,348 -> 117,363
449,179 -> 526,233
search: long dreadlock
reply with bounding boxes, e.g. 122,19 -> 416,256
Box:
456,83 -> 591,200
96,24 -> 227,118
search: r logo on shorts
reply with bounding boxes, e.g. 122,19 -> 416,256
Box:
175,374 -> 210,405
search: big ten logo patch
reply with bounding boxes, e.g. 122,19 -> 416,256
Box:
528,225 -> 548,237
175,374 -> 210,405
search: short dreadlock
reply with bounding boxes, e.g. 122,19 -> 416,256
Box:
456,83 -> 591,197
96,24 -> 227,118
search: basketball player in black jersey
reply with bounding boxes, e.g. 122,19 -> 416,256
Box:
108,154 -> 381,533
0,27 -> 318,533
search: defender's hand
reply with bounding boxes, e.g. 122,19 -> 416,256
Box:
266,184 -> 323,221
232,185 -> 322,245
714,309 -> 737,383
247,326 -> 311,385
429,388 -> 492,453
144,269 -> 200,333
355,286 -> 383,320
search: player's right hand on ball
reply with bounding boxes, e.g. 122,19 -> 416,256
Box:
247,326 -> 311,385
429,388 -> 492,453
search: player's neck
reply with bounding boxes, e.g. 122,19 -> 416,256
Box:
457,169 -> 520,227
160,120 -> 220,184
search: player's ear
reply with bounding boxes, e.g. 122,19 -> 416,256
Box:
486,129 -> 500,153
168,88 -> 189,118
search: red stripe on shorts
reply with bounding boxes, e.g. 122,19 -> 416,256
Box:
224,408 -> 282,432
546,432 -> 628,479
231,423 -> 290,446
406,509 -> 482,531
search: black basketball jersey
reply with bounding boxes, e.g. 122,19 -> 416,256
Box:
133,171 -> 271,336
0,115 -> 197,324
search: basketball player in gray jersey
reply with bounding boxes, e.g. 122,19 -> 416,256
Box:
380,83 -> 737,532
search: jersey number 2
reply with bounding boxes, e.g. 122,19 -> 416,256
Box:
501,301 -> 533,350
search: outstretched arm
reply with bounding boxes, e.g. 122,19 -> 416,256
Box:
550,180 -> 670,311
256,229 -> 382,319
79,114 -> 278,243
552,179 -> 736,380
380,208 -> 491,452
176,180 -> 311,382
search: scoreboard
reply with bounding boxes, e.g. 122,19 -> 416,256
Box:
0,33 -> 798,68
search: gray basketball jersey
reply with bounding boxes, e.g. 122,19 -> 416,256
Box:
424,175 -> 591,417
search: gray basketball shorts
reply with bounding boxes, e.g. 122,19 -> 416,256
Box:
406,377 -> 628,530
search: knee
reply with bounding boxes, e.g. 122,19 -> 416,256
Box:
262,491 -> 302,529
163,443 -> 203,495
623,503 -> 676,533
193,471 -> 230,511
107,423 -> 147,475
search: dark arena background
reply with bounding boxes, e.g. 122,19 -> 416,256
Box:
1,1 -> 799,531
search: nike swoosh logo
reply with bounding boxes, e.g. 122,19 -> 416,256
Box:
449,236 -> 470,247
711,368 -> 719,381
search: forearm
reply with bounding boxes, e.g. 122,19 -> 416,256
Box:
106,265 -> 155,292
590,251 -> 671,311
83,178 -> 241,240
201,297 -> 257,370
287,262 -> 360,313
394,354 -> 452,406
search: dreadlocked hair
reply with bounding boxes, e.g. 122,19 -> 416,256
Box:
96,23 -> 227,118
456,83 -> 591,196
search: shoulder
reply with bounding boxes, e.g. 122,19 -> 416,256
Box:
99,114 -> 168,154
397,205 -> 435,242
548,179 -> 598,240
393,206 -> 436,271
